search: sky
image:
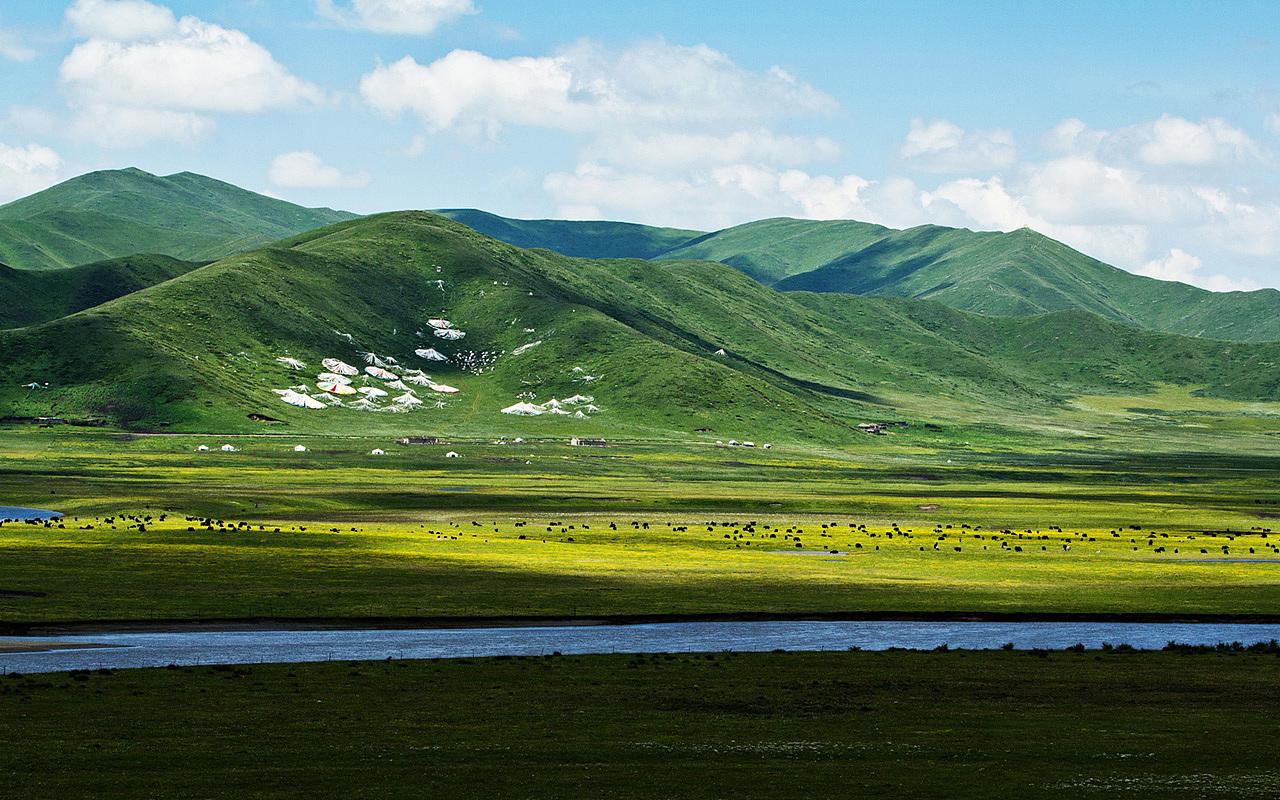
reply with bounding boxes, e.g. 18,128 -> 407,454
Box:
0,0 -> 1278,291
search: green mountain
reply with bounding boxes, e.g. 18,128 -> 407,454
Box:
433,211 -> 1280,343
435,209 -> 702,259
1,212 -> 1276,439
0,254 -> 201,329
0,168 -> 357,270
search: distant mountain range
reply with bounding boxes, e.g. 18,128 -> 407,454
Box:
0,168 -> 355,271
2,210 -> 1277,436
440,210 -> 1280,344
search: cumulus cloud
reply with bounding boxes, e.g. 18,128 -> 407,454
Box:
899,118 -> 1017,173
268,151 -> 371,188
0,143 -> 62,201
316,0 -> 475,35
59,1 -> 323,146
66,0 -> 176,41
1137,248 -> 1260,292
1045,113 -> 1260,166
0,25 -> 36,61
361,39 -> 835,137
1267,113 -> 1280,136
70,105 -> 213,148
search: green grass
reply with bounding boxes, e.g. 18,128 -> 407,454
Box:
2,427 -> 1278,623
3,650 -> 1279,798
0,168 -> 355,271
2,210 -> 1279,437
0,253 -> 201,329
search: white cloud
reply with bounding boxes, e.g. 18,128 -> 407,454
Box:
584,130 -> 840,169
1137,248 -> 1260,292
1267,113 -> 1280,136
70,105 -> 213,148
66,0 -> 176,41
59,5 -> 323,146
900,118 -> 1017,173
1045,114 -> 1259,166
316,0 -> 475,35
0,143 -> 62,202
268,151 -> 371,188
361,39 -> 835,137
0,25 -> 36,61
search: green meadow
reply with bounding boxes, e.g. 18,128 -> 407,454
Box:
2,418 -> 1278,624
4,650 -> 1279,798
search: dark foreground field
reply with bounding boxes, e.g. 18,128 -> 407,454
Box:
3,649 -> 1279,799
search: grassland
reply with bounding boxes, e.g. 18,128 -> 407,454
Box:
3,649 -> 1279,798
2,422 -> 1278,624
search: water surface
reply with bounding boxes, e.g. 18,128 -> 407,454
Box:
4,619 -> 1279,674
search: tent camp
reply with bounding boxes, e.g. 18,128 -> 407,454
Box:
365,366 -> 399,381
428,319 -> 453,329
434,329 -> 466,341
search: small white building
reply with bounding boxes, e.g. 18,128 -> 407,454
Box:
370,448 -> 386,456
220,444 -> 237,452
196,445 -> 209,452
293,445 -> 308,452
445,451 -> 460,458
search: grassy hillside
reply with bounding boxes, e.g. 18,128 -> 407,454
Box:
0,212 -> 1276,436
776,225 -> 1280,341
436,211 -> 1280,343
436,208 -> 702,259
660,217 -> 891,284
0,168 -> 357,270
0,254 -> 201,329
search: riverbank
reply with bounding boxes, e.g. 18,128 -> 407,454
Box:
10,609 -> 1280,636
3,649 -> 1278,799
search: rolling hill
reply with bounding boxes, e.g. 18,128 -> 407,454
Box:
0,168 -> 357,270
432,211 -> 1280,343
0,254 -> 201,329
1,212 -> 1276,439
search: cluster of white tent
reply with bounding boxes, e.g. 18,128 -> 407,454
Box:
501,394 -> 599,419
274,346 -> 462,413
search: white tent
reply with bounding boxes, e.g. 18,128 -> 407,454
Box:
196,445 -> 209,452
445,451 -> 460,458
279,390 -> 327,409
364,366 -> 399,381
573,410 -> 590,419
428,382 -> 460,394
394,392 -> 423,406
428,319 -> 453,329
357,386 -> 388,398
434,329 -> 466,341
542,398 -> 563,409
220,444 -> 238,452
385,380 -> 413,392
402,373 -> 432,386
321,358 -> 359,376
512,340 -> 542,356
317,381 -> 358,396
276,357 -> 306,370
316,372 -> 353,385
501,402 -> 544,416
562,394 -> 594,405
370,449 -> 386,455
415,348 -> 448,362
293,445 -> 308,452
346,398 -> 381,411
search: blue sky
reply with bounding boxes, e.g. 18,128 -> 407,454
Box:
1,0 -> 1278,289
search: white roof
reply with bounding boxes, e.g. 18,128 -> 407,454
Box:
321,358 -> 359,376
370,449 -> 385,455
501,402 -> 544,416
